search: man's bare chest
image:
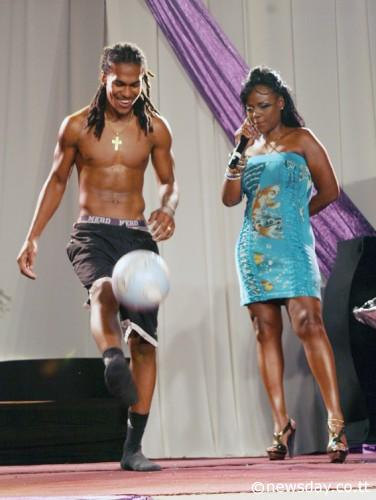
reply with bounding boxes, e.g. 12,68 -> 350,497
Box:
77,127 -> 152,169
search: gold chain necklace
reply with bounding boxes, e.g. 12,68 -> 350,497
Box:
106,112 -> 134,151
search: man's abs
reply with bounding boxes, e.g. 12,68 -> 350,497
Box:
77,163 -> 147,220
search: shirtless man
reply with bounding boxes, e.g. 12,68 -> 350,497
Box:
17,42 -> 178,472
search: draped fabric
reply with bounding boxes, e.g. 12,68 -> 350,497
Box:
146,0 -> 376,277
146,0 -> 248,142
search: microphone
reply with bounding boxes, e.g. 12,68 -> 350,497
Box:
228,135 -> 249,168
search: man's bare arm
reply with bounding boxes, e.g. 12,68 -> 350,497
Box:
17,115 -> 79,279
148,116 -> 178,242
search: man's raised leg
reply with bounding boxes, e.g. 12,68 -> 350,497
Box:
90,277 -> 137,407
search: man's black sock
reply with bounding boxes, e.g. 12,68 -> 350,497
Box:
123,411 -> 148,453
121,411 -> 161,471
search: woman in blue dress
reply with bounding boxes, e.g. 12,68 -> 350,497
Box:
222,67 -> 348,463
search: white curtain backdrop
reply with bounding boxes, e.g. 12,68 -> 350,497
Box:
0,0 -> 105,361
0,0 -> 375,458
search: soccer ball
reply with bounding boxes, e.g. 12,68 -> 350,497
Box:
112,250 -> 170,311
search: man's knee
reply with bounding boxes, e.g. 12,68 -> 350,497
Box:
90,277 -> 117,307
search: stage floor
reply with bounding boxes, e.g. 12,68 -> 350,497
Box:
0,453 -> 376,498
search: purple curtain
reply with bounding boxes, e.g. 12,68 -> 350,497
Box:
313,190 -> 375,277
146,0 -> 376,276
146,0 -> 247,142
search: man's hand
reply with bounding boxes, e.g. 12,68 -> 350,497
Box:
148,209 -> 175,242
17,239 -> 38,279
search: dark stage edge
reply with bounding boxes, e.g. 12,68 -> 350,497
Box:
0,454 -> 376,497
0,358 -> 128,465
0,399 -> 127,465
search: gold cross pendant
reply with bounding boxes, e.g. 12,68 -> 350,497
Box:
112,134 -> 122,151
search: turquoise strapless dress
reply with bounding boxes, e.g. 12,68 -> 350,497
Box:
235,152 -> 321,305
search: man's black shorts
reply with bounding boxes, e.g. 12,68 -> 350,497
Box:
66,221 -> 159,346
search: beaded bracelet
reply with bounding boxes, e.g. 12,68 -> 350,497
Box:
224,166 -> 243,181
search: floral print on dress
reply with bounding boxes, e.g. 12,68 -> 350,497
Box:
251,184 -> 283,239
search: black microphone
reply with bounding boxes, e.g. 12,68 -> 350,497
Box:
228,135 -> 249,168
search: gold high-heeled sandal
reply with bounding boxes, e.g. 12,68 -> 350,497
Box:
267,419 -> 296,460
327,418 -> 348,463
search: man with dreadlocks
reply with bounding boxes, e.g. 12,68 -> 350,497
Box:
17,42 -> 178,471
